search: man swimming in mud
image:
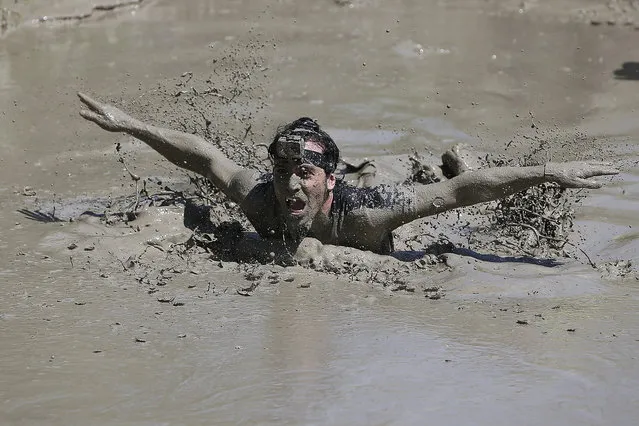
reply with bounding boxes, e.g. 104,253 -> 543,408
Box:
78,92 -> 618,256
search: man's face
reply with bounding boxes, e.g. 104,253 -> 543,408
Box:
272,143 -> 335,238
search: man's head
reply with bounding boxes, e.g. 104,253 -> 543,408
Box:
268,117 -> 340,239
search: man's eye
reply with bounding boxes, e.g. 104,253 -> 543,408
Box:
298,168 -> 310,178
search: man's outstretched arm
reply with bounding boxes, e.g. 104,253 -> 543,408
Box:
78,92 -> 255,203
371,161 -> 619,232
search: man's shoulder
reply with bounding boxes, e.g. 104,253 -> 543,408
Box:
242,173 -> 274,203
223,169 -> 268,205
330,181 -> 398,254
239,174 -> 282,238
332,180 -> 405,213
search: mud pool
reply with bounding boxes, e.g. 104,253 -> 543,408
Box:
1,1 -> 639,425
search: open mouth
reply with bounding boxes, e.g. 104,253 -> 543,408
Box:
286,197 -> 306,215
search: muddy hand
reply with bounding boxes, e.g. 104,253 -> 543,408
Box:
293,237 -> 324,266
544,161 -> 619,189
78,92 -> 133,132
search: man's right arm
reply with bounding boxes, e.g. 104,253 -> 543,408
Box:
78,92 -> 256,204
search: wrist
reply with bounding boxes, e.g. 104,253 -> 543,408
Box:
125,118 -> 145,135
542,163 -> 556,183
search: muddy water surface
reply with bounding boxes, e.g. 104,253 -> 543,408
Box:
1,1 -> 639,425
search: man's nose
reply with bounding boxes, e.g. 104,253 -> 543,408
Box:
287,174 -> 302,192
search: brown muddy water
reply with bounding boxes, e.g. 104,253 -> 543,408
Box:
1,1 -> 639,425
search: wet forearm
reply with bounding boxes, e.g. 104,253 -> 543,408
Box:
123,119 -> 239,188
402,165 -> 547,225
451,165 -> 546,207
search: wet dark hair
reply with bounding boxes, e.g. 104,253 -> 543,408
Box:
268,117 -> 340,174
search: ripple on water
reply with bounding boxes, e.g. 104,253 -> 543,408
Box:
326,128 -> 404,151
411,117 -> 474,142
393,39 -> 452,59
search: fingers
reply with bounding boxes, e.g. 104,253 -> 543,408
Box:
77,92 -> 102,112
567,161 -> 619,178
586,165 -> 619,177
584,160 -> 613,166
566,161 -> 619,176
578,179 -> 602,189
79,109 -> 101,122
595,167 -> 620,176
562,179 -> 601,189
587,161 -> 618,173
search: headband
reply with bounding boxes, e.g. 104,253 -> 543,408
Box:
270,130 -> 335,171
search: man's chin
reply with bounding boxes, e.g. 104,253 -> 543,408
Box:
289,210 -> 306,220
284,206 -> 308,221
285,215 -> 311,239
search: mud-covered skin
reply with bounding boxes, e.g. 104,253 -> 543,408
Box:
78,92 -> 256,204
271,157 -> 336,241
244,179 -> 414,254
240,159 -> 618,254
78,93 -> 620,254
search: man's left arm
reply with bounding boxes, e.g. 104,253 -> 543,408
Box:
368,161 -> 619,233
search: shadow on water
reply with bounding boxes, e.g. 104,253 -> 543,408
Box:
17,191 -> 189,224
18,207 -> 108,223
450,247 -> 563,267
393,247 -> 563,267
613,62 -> 639,80
17,208 -> 65,223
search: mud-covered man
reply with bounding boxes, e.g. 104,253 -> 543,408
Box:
78,93 -> 618,255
